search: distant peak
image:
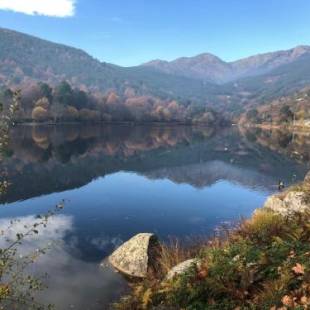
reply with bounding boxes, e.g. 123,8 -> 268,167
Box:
193,53 -> 223,60
293,45 -> 310,50
143,52 -> 225,68
291,45 -> 310,55
143,59 -> 169,66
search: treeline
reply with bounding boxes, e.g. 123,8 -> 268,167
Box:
0,81 -> 227,126
242,88 -> 310,127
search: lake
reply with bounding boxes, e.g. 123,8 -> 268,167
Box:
0,124 -> 309,309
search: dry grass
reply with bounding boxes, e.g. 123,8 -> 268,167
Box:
114,208 -> 310,310
155,238 -> 206,275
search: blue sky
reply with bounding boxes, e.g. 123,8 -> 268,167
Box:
0,0 -> 310,66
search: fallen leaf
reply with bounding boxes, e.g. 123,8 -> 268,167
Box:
292,263 -> 305,275
197,268 -> 208,280
282,295 -> 294,307
300,296 -> 309,305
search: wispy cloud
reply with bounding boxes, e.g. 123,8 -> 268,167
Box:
0,0 -> 76,17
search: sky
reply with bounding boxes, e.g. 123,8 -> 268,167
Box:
0,0 -> 310,67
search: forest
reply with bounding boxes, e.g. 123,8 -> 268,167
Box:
0,81 -> 226,126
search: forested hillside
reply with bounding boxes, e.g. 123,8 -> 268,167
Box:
0,27 -> 223,106
2,27 -> 310,120
241,87 -> 310,128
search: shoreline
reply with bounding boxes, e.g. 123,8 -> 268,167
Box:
113,172 -> 310,309
14,120 -> 223,128
240,123 -> 310,133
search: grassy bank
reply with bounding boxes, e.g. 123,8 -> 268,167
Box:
114,188 -> 310,309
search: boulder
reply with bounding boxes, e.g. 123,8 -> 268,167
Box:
305,171 -> 310,183
108,233 -> 159,278
166,259 -> 197,280
264,191 -> 309,216
263,195 -> 285,214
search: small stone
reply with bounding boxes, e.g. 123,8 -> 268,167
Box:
166,259 -> 197,280
108,233 -> 158,278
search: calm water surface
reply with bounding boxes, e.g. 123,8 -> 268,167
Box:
0,124 -> 309,309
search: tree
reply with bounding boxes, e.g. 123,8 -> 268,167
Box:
106,92 -> 120,105
0,92 -> 62,309
280,105 -> 294,123
195,111 -> 216,125
20,84 -> 42,116
35,97 -> 50,110
72,89 -> 88,109
0,90 -> 20,158
64,106 -> 79,121
38,82 -> 53,103
124,87 -> 136,98
79,108 -> 100,122
54,81 -> 73,106
125,96 -> 152,121
32,106 -> 49,122
246,109 -> 258,119
0,204 -> 64,309
246,108 -> 262,124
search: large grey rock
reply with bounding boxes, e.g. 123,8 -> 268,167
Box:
108,233 -> 158,278
166,259 -> 197,280
264,191 -> 309,216
305,171 -> 310,182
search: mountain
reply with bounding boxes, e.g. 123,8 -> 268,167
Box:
0,27 -> 220,102
228,53 -> 310,104
0,27 -> 126,91
2,27 -> 310,115
143,53 -> 230,83
142,46 -> 310,84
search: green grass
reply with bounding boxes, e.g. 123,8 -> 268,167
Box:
114,208 -> 310,309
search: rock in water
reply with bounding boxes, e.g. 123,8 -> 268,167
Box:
305,171 -> 310,182
166,259 -> 197,280
108,233 -> 158,278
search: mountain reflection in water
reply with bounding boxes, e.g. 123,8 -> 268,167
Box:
0,124 -> 309,309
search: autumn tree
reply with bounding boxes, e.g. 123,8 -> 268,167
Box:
79,108 -> 100,122
64,106 -> 79,121
32,106 -> 49,122
35,97 -> 50,110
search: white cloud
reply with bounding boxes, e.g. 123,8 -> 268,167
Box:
0,0 -> 76,17
0,214 -> 73,254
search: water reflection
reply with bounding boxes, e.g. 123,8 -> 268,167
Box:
1,124 -> 309,204
240,126 -> 310,163
0,124 -> 309,309
0,214 -> 125,309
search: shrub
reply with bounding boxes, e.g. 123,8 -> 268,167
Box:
114,209 -> 310,309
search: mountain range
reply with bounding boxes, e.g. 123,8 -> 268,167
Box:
143,46 -> 310,83
1,27 -> 310,113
